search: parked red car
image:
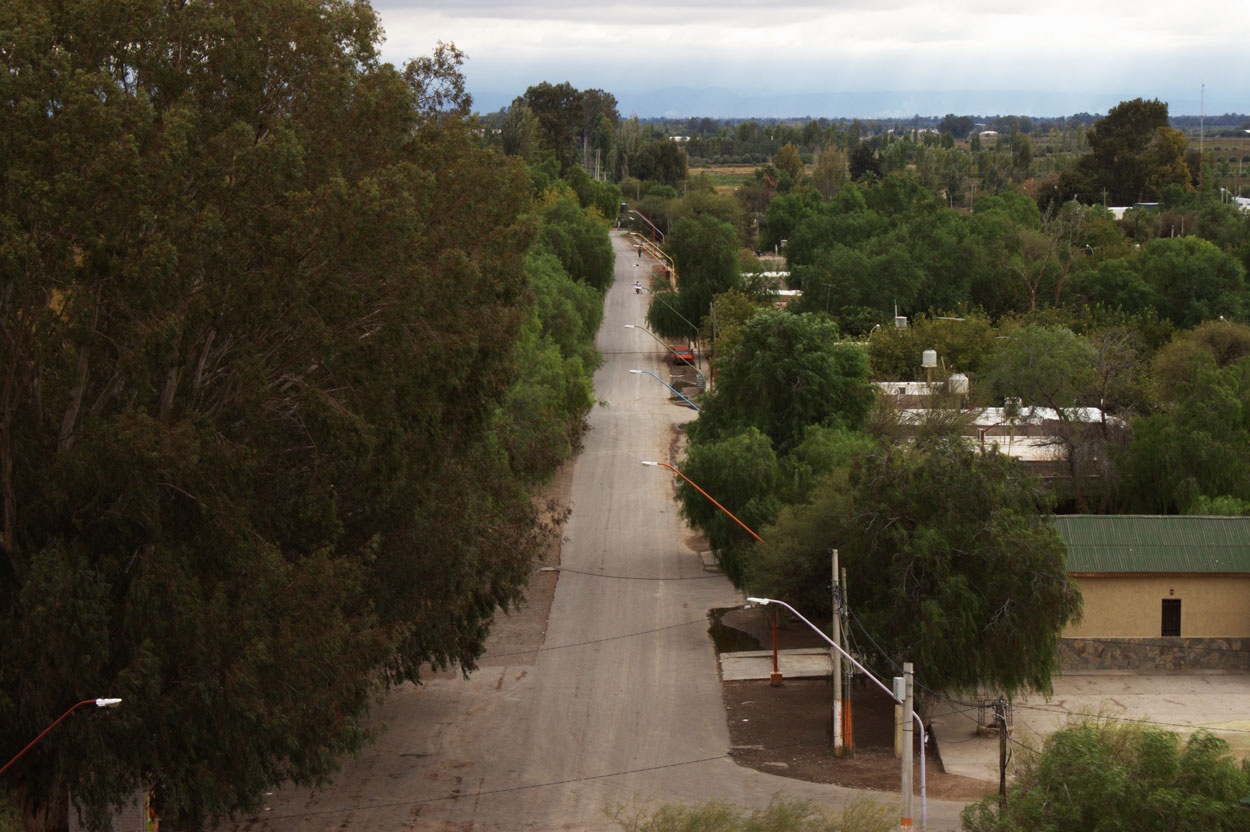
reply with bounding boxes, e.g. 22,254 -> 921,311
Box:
668,347 -> 696,366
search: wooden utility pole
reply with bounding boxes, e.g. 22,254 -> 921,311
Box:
996,698 -> 1008,810
841,565 -> 852,755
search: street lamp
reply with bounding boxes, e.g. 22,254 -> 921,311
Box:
629,369 -> 700,412
746,597 -> 927,832
624,325 -> 702,378
641,460 -> 761,542
0,698 -> 123,776
643,461 -> 783,685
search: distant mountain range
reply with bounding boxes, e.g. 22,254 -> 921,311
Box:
471,85 -> 1246,121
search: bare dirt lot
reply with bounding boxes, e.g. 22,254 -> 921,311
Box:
714,608 -> 996,803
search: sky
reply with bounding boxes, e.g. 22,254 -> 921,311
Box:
370,1 -> 1250,120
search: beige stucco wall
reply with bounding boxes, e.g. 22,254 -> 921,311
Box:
1064,575 -> 1250,639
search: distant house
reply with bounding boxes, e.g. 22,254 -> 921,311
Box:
880,381 -> 1118,476
1053,515 -> 1250,671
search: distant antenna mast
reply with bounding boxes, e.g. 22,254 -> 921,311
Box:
1200,82 -> 1205,159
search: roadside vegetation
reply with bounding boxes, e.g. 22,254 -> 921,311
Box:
611,795 -> 894,832
963,721 -> 1250,832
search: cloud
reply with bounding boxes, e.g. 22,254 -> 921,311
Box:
372,0 -> 1250,117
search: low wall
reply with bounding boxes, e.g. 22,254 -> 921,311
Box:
1059,637 -> 1250,671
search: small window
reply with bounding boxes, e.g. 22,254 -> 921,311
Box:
1161,599 -> 1181,637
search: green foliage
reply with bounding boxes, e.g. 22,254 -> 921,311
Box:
522,82 -> 619,173
1062,98 -> 1190,205
689,310 -> 876,454
867,313 -> 997,380
648,215 -> 741,337
963,722 -> 1250,832
981,323 -> 1097,409
1136,236 -> 1248,328
676,429 -> 782,585
498,247 -> 602,481
632,138 -> 689,187
773,142 -> 804,181
750,438 -> 1081,696
760,188 -> 821,251
540,192 -> 616,292
671,185 -> 746,240
1120,326 -> 1250,512
0,6 -> 579,828
695,288 -> 766,360
565,163 -> 624,221
611,795 -> 893,832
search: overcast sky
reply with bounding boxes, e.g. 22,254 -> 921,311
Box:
370,1 -> 1250,119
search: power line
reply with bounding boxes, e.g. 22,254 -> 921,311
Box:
248,755 -> 731,823
540,566 -> 721,581
481,617 -> 709,660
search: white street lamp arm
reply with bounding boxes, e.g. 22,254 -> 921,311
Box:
747,596 -> 926,831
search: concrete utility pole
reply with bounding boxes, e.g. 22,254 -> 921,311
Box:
831,549 -> 843,753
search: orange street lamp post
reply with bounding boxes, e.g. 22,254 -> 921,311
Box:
641,460 -> 785,685
1,698 -> 122,776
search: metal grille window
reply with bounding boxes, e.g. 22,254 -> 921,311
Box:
1161,598 -> 1182,637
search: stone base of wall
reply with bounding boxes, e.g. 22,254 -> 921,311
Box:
1060,637 -> 1250,671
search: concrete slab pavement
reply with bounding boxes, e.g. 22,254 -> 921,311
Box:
926,670 -> 1250,782
723,651 -> 1250,783
720,648 -> 834,681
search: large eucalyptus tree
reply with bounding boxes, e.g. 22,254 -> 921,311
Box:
0,4 -> 546,829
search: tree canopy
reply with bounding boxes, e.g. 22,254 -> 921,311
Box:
747,438 -> 1082,697
0,5 -> 605,829
688,310 -> 876,454
1061,98 -> 1190,205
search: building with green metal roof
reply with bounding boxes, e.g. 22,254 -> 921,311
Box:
1051,515 -> 1250,671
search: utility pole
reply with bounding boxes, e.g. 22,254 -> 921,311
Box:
831,549 -> 843,754
996,698 -> 1008,810
901,663 -> 915,831
841,564 -> 852,755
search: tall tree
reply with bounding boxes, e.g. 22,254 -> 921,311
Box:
688,310 -> 876,454
0,6 -> 551,829
647,214 -> 738,337
772,142 -> 804,183
748,438 -> 1082,697
1120,323 -> 1250,513
523,81 -> 583,172
1136,236 -> 1248,328
523,82 -> 619,174
1062,98 -> 1189,205
811,143 -> 848,198
981,324 -> 1115,510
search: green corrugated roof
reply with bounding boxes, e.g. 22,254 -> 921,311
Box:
1052,515 -> 1250,574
